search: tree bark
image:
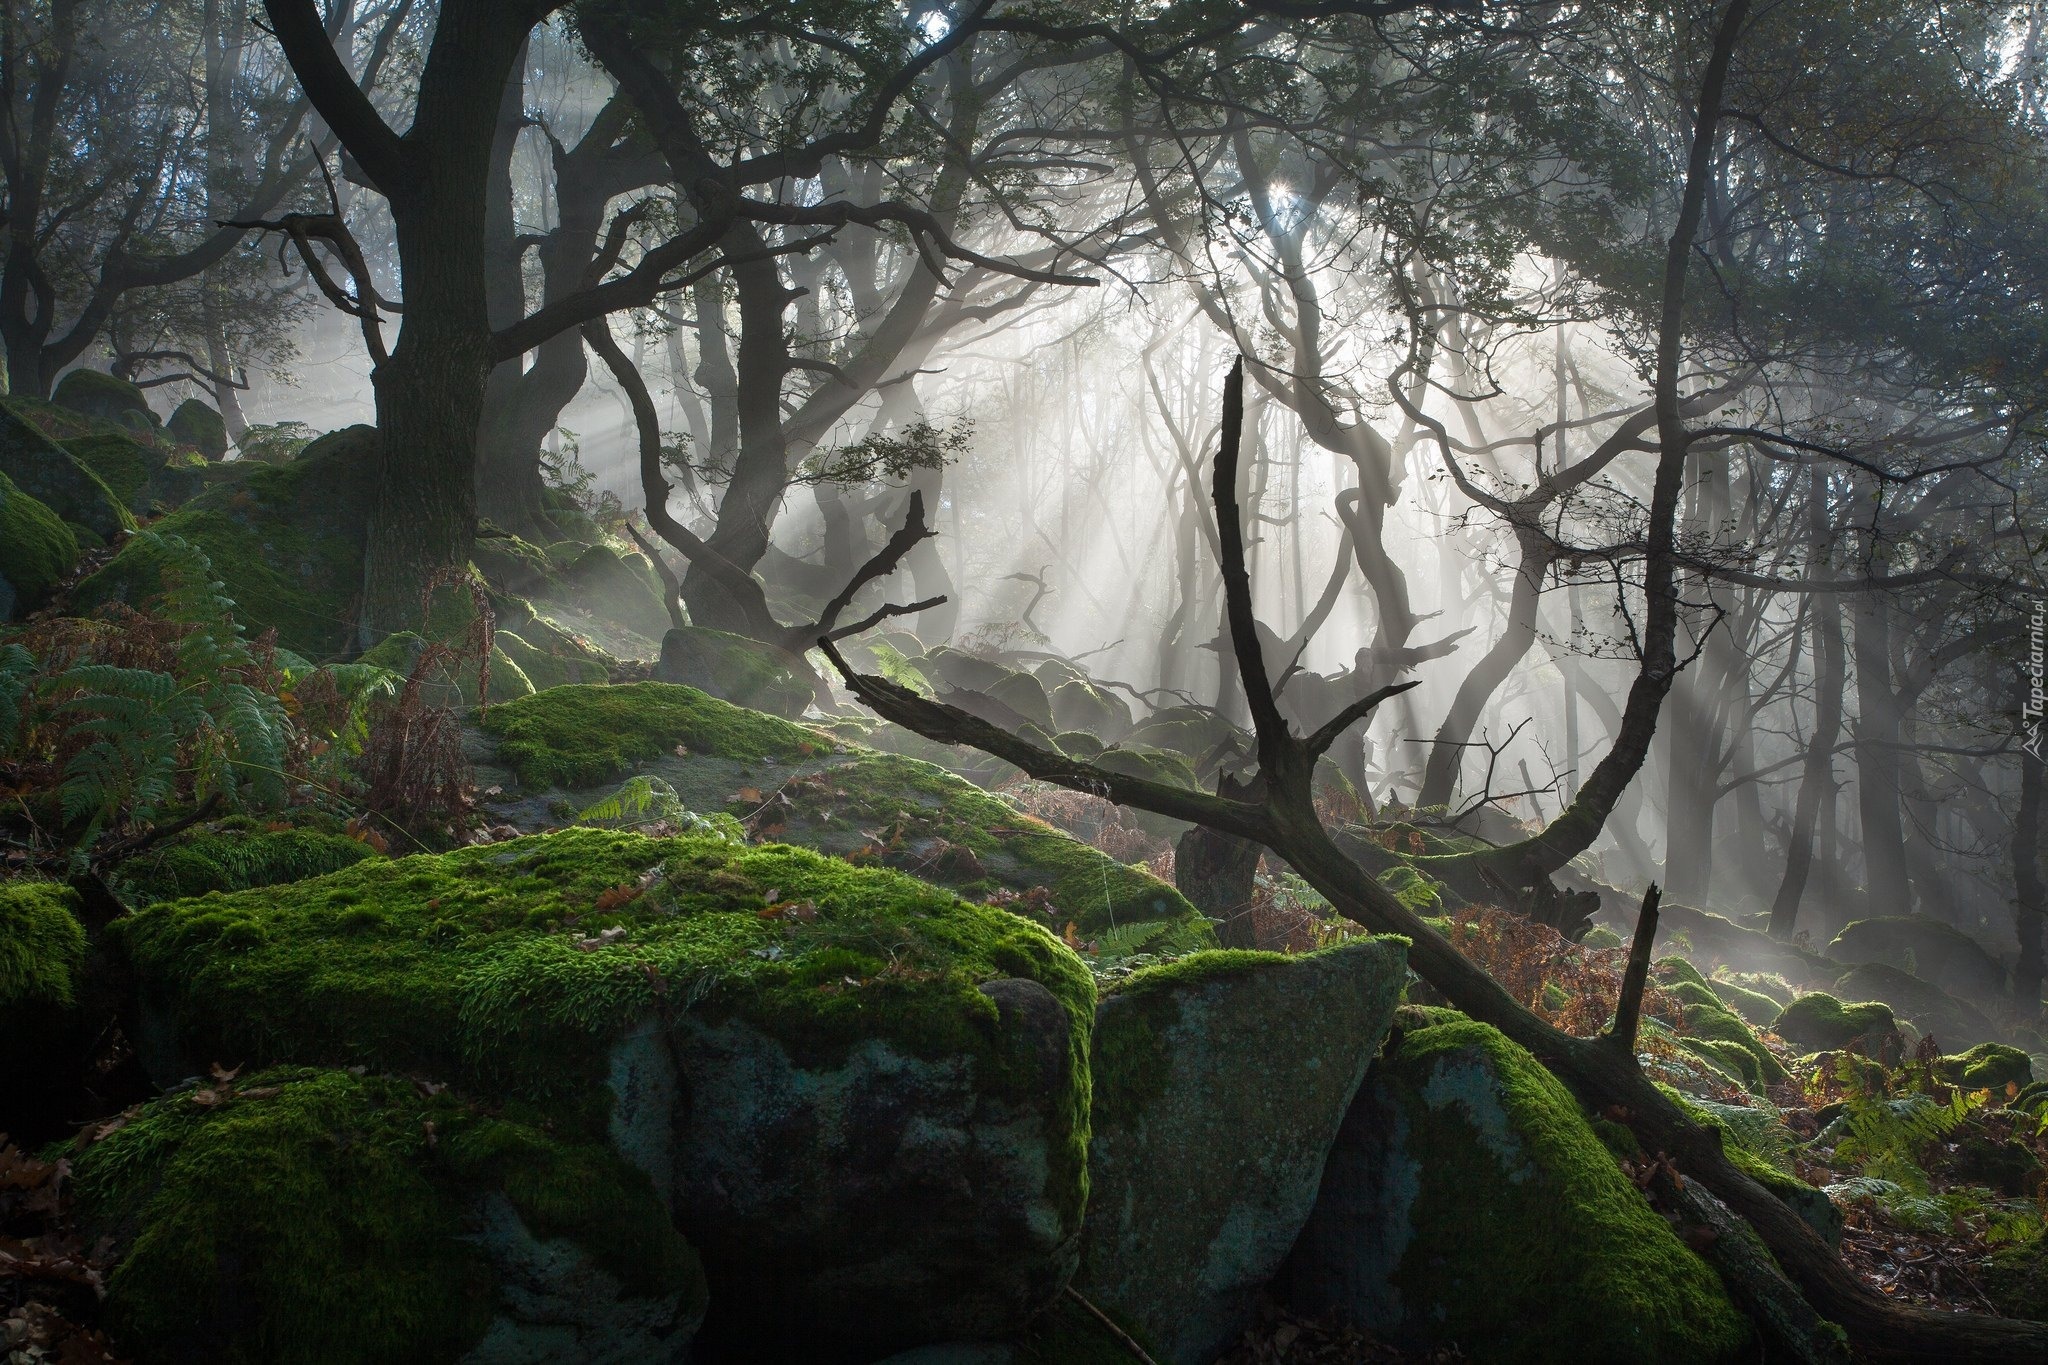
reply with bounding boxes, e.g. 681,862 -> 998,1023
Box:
2015,746 -> 2045,1014
1770,475 -> 1847,937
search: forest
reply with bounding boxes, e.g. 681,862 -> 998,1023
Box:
1,1 -> 2046,1362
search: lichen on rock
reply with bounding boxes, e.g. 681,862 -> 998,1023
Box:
1081,938 -> 1409,1365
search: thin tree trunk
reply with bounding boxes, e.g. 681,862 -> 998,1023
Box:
1853,591 -> 1912,916
2015,747 -> 2045,1013
1770,478 -> 1846,937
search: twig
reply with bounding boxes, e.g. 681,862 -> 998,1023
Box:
1063,1286 -> 1159,1365
92,793 -> 224,865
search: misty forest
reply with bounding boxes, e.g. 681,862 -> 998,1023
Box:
5,2 -> 2048,1362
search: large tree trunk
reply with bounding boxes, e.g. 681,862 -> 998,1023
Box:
2016,747 -> 2045,1015
1417,528 -> 1551,809
1770,479 -> 1847,937
1852,591 -> 1912,916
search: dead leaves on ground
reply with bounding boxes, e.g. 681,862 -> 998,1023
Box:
0,1138 -> 127,1364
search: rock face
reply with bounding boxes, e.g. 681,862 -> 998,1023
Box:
111,827 -> 1096,1361
1828,961 -> 2003,1049
0,470 -> 79,618
655,624 -> 811,717
68,1067 -> 704,1365
1080,940 -> 1408,1365
678,976 -> 1087,1358
1281,1016 -> 1752,1364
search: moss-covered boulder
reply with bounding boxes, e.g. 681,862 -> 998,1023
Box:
115,826 -> 1095,1357
1705,976 -> 1785,1028
0,403 -> 134,541
167,398 -> 229,458
559,545 -> 671,639
1049,677 -> 1132,741
1657,971 -> 1789,1091
1827,915 -> 2008,1002
1770,991 -> 1895,1052
358,629 -> 538,706
52,368 -> 156,429
473,527 -> 561,596
1829,961 -> 2002,1049
1081,940 -> 1408,1365
1280,1018 -> 1751,1363
0,469 -> 79,618
70,1066 -> 705,1365
74,425 -> 376,657
655,624 -> 810,717
1983,1227 -> 2048,1322
115,822 -> 379,904
0,879 -> 88,1011
1934,1041 -> 2033,1092
472,683 -> 1205,939
497,626 -> 608,692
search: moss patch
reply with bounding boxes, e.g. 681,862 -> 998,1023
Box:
1935,1042 -> 2033,1092
0,880 -> 88,1010
476,683 -> 1201,937
1297,1018 -> 1751,1363
73,426 -> 375,658
63,430 -> 167,513
0,470 -> 79,616
116,822 -> 378,904
1771,991 -> 1896,1052
0,404 -> 132,541
654,624 -> 811,718
1664,979 -> 1788,1089
115,827 -> 1095,1150
70,1065 -> 701,1365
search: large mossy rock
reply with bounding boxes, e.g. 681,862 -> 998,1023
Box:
1826,916 -> 2008,1002
0,879 -> 87,1013
655,624 -> 810,717
52,368 -> 157,429
1280,1017 -> 1752,1364
1080,939 -> 1408,1365
0,402 -> 134,541
69,1066 -> 705,1365
114,826 -> 1095,1358
74,425 -> 377,657
0,468 -> 79,618
558,545 -> 672,639
1654,959 -> 1789,1092
472,683 -> 1207,940
1770,991 -> 1896,1052
167,398 -> 229,458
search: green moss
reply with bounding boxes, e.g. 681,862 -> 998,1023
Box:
63,430 -> 164,512
495,628 -> 608,692
0,405 -> 132,541
358,630 -> 535,706
1707,976 -> 1785,1028
69,1066 -> 700,1365
1581,926 -> 1625,950
1935,1042 -> 2033,1092
116,828 -> 1094,1154
1665,981 -> 1788,1088
0,880 -> 88,1009
478,683 -> 1200,936
116,823 -> 378,904
166,398 -> 227,458
1091,950 -> 1287,1131
1653,955 -> 1713,991
53,368 -> 155,427
1772,991 -> 1896,1052
73,428 -> 375,658
654,624 -> 811,717
482,681 -> 816,787
1372,1020 -> 1750,1363
560,544 -> 671,638
1984,1228 -> 2048,1321
0,469 -> 79,614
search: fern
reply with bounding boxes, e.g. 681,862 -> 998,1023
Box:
1092,919 -> 1172,959
1832,1092 -> 1971,1191
576,776 -> 740,841
0,642 -> 34,752
47,533 -> 293,852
